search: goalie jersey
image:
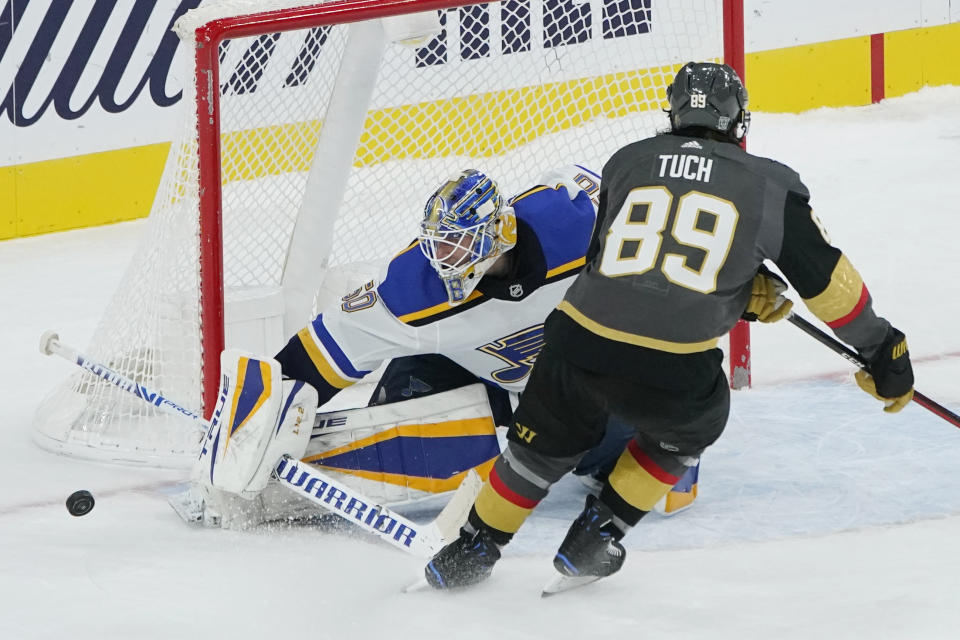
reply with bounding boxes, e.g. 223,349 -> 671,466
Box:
276,165 -> 600,407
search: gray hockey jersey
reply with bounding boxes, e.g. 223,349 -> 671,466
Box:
559,134 -> 889,361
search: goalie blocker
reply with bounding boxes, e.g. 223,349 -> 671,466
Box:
193,350 -> 318,500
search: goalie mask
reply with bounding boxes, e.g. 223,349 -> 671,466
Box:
666,61 -> 750,142
419,169 -> 517,305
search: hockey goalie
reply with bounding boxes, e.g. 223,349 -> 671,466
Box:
178,164 -> 665,529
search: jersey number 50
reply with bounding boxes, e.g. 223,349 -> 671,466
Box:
599,186 -> 739,294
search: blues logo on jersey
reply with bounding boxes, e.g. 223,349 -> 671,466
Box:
477,324 -> 545,385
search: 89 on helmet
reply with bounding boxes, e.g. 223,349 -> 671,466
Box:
666,62 -> 750,142
419,169 -> 517,304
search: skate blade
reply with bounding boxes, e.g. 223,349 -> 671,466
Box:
402,576 -> 430,593
167,487 -> 206,525
541,574 -> 602,597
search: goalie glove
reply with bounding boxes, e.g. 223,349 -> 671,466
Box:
854,326 -> 914,413
192,349 -> 318,500
742,266 -> 793,323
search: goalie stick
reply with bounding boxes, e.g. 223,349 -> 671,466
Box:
786,313 -> 960,428
39,330 -> 480,557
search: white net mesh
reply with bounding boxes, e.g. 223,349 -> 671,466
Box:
33,0 -> 724,467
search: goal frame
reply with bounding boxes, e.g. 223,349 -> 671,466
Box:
191,0 -> 749,418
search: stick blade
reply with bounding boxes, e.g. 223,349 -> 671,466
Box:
432,469 -> 483,541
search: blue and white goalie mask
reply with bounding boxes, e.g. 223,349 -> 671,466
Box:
419,169 -> 517,305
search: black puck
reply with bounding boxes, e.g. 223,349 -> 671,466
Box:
66,490 -> 95,517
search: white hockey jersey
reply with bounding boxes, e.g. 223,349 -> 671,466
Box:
286,165 -> 600,405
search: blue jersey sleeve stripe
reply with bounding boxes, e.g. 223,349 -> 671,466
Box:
574,164 -> 601,180
308,316 -> 371,379
296,328 -> 354,389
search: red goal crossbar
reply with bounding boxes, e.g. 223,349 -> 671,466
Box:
191,0 -> 748,417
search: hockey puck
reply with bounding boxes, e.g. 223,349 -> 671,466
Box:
66,490 -> 95,517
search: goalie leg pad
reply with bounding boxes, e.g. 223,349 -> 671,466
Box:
306,384 -> 499,502
184,384 -> 497,529
192,349 -> 318,499
652,461 -> 699,515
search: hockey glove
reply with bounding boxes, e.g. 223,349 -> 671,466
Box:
854,327 -> 914,413
192,349 -> 317,499
742,266 -> 793,323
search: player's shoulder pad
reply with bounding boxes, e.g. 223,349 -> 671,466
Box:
376,241 -> 454,322
606,136 -> 661,164
509,165 -> 598,278
719,145 -> 810,198
530,164 -> 601,201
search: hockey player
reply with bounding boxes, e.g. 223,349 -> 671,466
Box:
422,62 -> 915,591
189,164 -> 659,526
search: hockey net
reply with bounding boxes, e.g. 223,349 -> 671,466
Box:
34,0 -> 736,467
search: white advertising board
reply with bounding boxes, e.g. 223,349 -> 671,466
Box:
0,0 -> 956,166
745,0 -> 956,51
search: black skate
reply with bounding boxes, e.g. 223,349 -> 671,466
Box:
424,526 -> 502,589
545,497 -> 625,595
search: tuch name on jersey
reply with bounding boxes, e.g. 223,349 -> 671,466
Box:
657,154 -> 713,183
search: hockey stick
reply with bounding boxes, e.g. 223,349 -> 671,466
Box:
39,331 -> 206,428
39,331 -> 478,557
786,313 -> 960,428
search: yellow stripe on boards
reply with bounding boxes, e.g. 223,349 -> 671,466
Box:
13,24 -> 960,243
885,22 -> 960,98
2,65 -> 678,239
220,120 -> 324,182
0,166 -> 14,240
355,65 -> 678,166
1,142 -> 168,240
747,37 -> 872,112
0,61 -> 687,240
218,64 -> 682,185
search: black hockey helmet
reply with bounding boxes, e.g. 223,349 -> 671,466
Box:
666,62 -> 750,142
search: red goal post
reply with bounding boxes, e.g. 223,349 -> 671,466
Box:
34,0 -> 747,466
193,0 -> 751,413
722,0 -> 751,389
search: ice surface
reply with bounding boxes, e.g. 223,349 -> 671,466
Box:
1,87 -> 959,638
